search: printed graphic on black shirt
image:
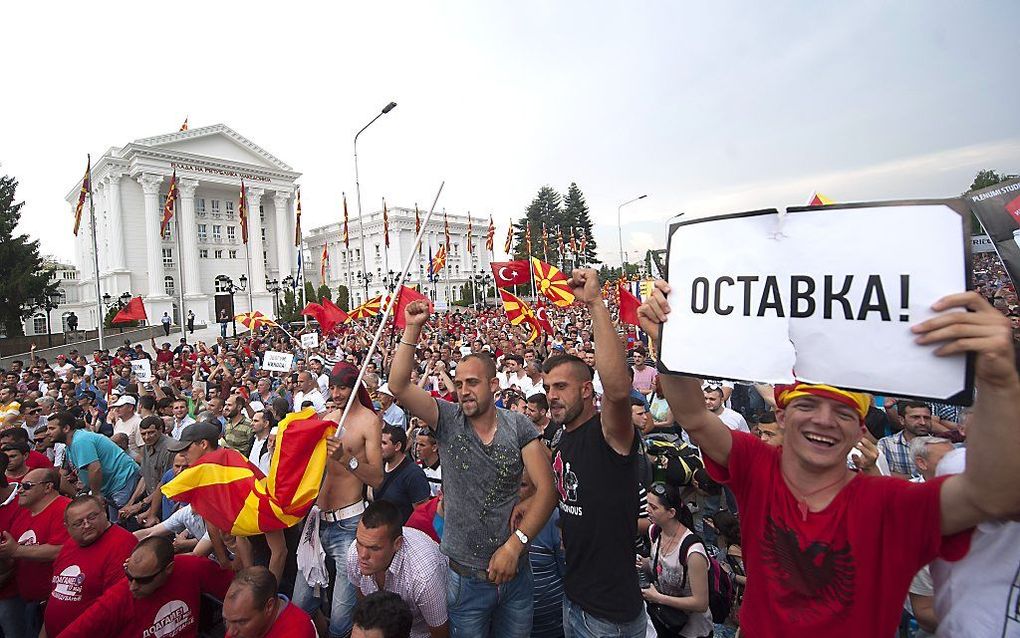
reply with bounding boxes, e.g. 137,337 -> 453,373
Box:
552,451 -> 581,516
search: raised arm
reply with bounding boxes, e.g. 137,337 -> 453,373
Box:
573,269 -> 634,455
389,301 -> 440,428
911,291 -> 1020,534
638,280 -> 733,467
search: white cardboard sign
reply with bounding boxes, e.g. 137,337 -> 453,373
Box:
262,351 -> 295,373
130,359 -> 153,382
659,201 -> 972,403
301,332 -> 319,349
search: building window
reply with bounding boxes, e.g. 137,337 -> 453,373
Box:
229,250 -> 237,259
261,228 -> 266,242
198,224 -> 207,241
375,245 -> 380,257
215,276 -> 229,293
197,198 -> 206,213
259,205 -> 264,214
32,314 -> 46,334
162,248 -> 173,268
212,225 -> 222,241
227,226 -> 236,242
226,201 -> 234,214
57,289 -> 66,303
356,249 -> 361,259
164,276 -> 175,296
211,200 -> 221,213
214,250 -> 223,259
199,249 -> 209,259
453,243 -> 459,255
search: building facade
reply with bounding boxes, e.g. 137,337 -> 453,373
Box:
303,207 -> 493,308
61,124 -> 301,330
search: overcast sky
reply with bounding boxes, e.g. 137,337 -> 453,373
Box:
3,1 -> 1018,267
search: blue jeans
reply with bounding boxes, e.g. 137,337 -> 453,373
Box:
562,596 -> 647,638
107,470 -> 140,520
292,513 -> 361,638
446,561 -> 533,638
0,597 -> 26,638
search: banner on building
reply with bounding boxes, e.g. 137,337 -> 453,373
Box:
966,178 -> 1020,286
659,200 -> 973,404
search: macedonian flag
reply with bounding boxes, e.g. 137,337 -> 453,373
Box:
235,311 -> 279,332
499,289 -> 541,344
349,295 -> 382,320
162,408 -> 336,536
531,257 -> 575,307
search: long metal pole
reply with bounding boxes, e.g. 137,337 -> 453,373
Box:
86,154 -> 104,351
354,112 -> 385,304
245,242 -> 254,313
175,206 -> 186,338
334,181 -> 443,439
617,195 -> 647,276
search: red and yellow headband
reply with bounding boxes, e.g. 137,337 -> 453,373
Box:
774,383 -> 870,422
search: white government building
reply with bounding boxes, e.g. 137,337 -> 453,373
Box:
304,207 -> 494,308
57,124 -> 301,331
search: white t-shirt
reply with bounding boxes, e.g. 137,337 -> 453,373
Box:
113,413 -> 144,454
293,389 -> 327,414
716,407 -> 750,433
931,520 -> 1020,637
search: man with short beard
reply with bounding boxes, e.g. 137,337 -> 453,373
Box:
525,394 -> 555,444
43,495 -> 138,636
878,400 -> 933,479
224,394 -> 255,457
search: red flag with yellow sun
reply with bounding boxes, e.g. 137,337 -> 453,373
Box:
349,296 -> 382,320
531,257 -> 575,307
499,289 -> 541,344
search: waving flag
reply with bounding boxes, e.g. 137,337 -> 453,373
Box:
162,408 -> 336,536
415,204 -> 422,254
557,226 -> 565,255
532,257 -> 575,307
618,283 -> 641,326
300,302 -> 330,333
160,170 -> 178,238
112,296 -> 147,324
432,244 -> 448,273
466,212 -> 473,253
320,244 -> 329,282
349,296 -> 382,320
342,192 -> 350,248
486,215 -> 495,251
808,192 -> 834,206
444,209 -> 450,249
383,198 -> 390,248
294,189 -> 302,247
238,181 -> 249,244
578,229 -> 587,254
490,260 -> 531,287
321,297 -> 350,327
504,221 -> 513,254
541,222 -> 549,256
569,228 -> 577,254
499,289 -> 541,344
393,285 -> 433,329
534,300 -> 555,335
73,156 -> 90,236
235,311 -> 279,331
179,117 -> 189,132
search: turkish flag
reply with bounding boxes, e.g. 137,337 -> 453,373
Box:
394,285 -> 433,329
618,283 -> 641,326
534,301 -> 554,335
112,297 -> 148,324
321,298 -> 350,330
490,260 -> 530,287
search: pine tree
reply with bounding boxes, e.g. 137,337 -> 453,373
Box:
317,284 -> 332,301
514,186 -> 562,263
562,182 -> 599,266
335,284 -> 350,310
304,281 -> 317,305
0,175 -> 59,337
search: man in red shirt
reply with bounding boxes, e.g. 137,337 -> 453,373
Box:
639,283 -> 1020,637
0,427 -> 53,472
59,535 -> 234,638
223,566 -> 315,638
44,494 -> 138,636
0,467 -> 69,636
0,454 -> 26,638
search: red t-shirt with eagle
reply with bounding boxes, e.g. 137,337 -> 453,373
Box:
704,430 -> 970,638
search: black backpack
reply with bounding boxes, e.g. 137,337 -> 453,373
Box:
650,525 -> 736,624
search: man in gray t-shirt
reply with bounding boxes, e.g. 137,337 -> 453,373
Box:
389,299 -> 557,637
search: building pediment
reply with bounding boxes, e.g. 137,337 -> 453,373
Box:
131,124 -> 293,171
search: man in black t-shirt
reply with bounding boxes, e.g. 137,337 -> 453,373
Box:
374,425 -> 431,523
542,270 -> 647,636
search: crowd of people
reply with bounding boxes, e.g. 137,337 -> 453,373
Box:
0,254 -> 1016,638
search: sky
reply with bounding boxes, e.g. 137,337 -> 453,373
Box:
2,0 -> 1019,269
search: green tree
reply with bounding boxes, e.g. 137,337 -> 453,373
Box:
0,175 -> 59,337
317,284 -> 332,302
965,169 -> 1019,234
304,281 -> 317,305
335,284 -> 350,310
280,288 -> 298,322
563,182 -> 599,266
514,186 -> 562,263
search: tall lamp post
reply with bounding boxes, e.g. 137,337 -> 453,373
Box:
617,194 -> 647,276
353,100 -> 398,303
215,275 -> 247,338
266,279 -> 281,319
38,292 -> 61,347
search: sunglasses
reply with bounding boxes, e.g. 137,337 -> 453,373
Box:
18,480 -> 53,491
123,563 -> 168,585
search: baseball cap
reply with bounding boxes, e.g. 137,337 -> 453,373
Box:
378,383 -> 393,397
166,422 -> 222,452
110,395 -> 136,408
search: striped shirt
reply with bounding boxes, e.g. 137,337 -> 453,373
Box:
347,527 -> 448,638
877,431 -> 918,477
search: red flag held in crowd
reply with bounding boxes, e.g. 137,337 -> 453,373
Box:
618,283 -> 641,326
162,408 -> 337,536
160,170 -> 178,238
112,296 -> 147,324
534,300 -> 554,335
499,289 -> 541,344
73,156 -> 90,236
394,285 -> 432,329
321,297 -> 349,327
532,257 -> 575,307
490,261 -> 531,287
238,181 -> 249,244
300,302 -> 332,333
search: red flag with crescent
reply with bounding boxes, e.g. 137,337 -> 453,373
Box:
490,260 -> 531,287
534,300 -> 554,335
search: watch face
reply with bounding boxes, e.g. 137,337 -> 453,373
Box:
348,457 -> 359,471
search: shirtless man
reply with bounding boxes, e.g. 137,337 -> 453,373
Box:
293,361 -> 383,638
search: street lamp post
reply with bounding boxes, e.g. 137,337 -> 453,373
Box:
215,275 -> 247,338
266,279 -> 281,319
353,101 -> 398,303
100,292 -> 133,336
617,194 -> 647,276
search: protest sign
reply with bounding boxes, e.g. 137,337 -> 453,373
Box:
130,359 -> 152,382
301,332 -> 319,349
262,351 -> 295,372
966,178 -> 1020,286
659,200 -> 973,404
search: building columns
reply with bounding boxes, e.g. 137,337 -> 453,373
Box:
106,172 -> 127,271
273,192 -> 292,280
137,173 -> 166,297
177,179 -> 202,295
246,188 -> 267,293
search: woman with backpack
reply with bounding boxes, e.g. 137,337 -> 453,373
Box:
639,481 -> 714,638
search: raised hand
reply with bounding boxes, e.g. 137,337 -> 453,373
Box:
637,280 -> 671,343
404,300 -> 431,329
567,269 -> 602,305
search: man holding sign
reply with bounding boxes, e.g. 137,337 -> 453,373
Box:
638,282 -> 1020,637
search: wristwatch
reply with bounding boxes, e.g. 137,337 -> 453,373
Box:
347,457 -> 359,472
514,529 -> 529,545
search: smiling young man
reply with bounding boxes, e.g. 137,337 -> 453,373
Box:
638,281 -> 1020,637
